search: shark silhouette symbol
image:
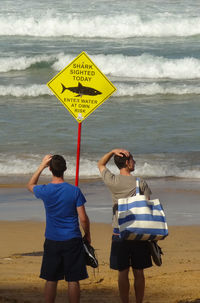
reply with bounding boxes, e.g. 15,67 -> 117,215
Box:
61,82 -> 102,97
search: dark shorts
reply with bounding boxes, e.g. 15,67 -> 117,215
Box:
40,238 -> 88,282
110,235 -> 152,271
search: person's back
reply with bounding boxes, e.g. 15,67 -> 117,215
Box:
27,154 -> 91,303
98,149 -> 152,303
34,182 -> 85,241
101,167 -> 151,235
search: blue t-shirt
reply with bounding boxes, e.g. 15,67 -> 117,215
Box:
33,182 -> 86,241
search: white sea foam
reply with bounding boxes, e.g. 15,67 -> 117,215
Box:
1,82 -> 200,98
53,53 -> 200,80
0,53 -> 72,73
0,14 -> 200,38
0,54 -> 57,73
0,154 -> 100,178
2,53 -> 200,80
1,153 -> 200,179
0,84 -> 51,97
135,162 -> 200,179
115,82 -> 200,97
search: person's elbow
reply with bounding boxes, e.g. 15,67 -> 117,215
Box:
27,183 -> 34,193
77,205 -> 90,225
97,160 -> 105,173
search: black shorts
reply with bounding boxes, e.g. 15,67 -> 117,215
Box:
40,238 -> 88,282
110,235 -> 152,271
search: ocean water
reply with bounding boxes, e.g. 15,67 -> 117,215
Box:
1,0 -> 200,181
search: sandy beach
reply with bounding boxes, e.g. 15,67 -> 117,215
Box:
0,220 -> 200,303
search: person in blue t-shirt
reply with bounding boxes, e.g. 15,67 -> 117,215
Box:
27,154 -> 91,303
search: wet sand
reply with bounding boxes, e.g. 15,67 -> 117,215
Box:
1,177 -> 200,226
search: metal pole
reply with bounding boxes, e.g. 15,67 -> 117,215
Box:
75,122 -> 82,186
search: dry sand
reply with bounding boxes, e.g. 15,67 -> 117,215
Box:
0,221 -> 200,303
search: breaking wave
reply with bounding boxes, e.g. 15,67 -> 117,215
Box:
0,54 -> 59,73
115,82 -> 200,97
0,84 -> 50,97
0,14 -> 200,38
72,54 -> 200,80
0,153 -> 200,179
2,53 -> 200,80
1,82 -> 200,98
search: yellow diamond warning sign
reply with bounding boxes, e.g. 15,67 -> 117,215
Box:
47,52 -> 116,122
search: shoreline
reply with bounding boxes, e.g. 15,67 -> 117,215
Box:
0,176 -> 101,188
1,177 -> 200,225
0,221 -> 200,303
0,175 -> 200,188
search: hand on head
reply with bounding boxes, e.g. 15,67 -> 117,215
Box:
113,149 -> 130,158
41,154 -> 52,168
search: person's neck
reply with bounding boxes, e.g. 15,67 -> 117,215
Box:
51,176 -> 65,184
120,168 -> 131,176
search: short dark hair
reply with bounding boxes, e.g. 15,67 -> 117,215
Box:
49,155 -> 67,177
114,153 -> 130,169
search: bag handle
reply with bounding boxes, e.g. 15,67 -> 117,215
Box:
136,177 -> 140,196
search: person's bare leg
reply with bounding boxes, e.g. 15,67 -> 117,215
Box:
68,281 -> 80,303
44,281 -> 58,303
133,269 -> 145,303
118,268 -> 130,303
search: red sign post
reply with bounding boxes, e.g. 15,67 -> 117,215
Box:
75,122 -> 82,186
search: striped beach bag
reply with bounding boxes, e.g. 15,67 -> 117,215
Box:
118,178 -> 168,241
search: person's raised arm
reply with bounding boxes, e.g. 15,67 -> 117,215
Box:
27,154 -> 52,193
97,149 -> 130,173
77,205 -> 91,244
